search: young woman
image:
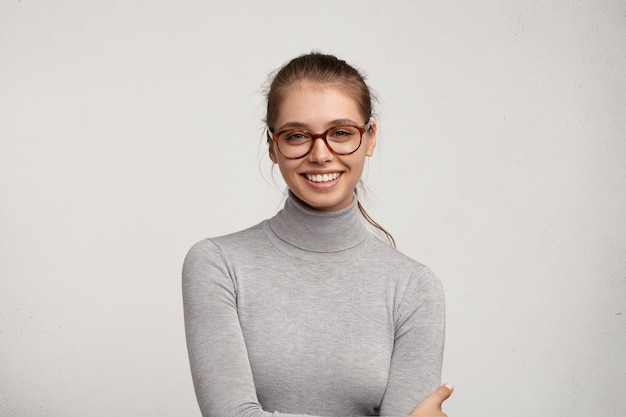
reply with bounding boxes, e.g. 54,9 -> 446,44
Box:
183,52 -> 452,417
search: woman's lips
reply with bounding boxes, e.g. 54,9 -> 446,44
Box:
302,172 -> 343,188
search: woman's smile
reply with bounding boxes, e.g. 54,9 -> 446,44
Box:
303,171 -> 342,183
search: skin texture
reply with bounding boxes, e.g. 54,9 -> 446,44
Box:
268,82 -> 377,212
408,384 -> 453,417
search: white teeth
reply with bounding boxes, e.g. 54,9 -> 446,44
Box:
305,172 -> 341,183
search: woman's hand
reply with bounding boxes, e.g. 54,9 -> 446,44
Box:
407,383 -> 454,417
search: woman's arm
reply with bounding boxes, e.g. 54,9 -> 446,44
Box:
379,266 -> 446,417
184,240 -> 335,417
183,239 -> 268,417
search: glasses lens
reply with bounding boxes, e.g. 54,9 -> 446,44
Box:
277,131 -> 313,158
326,126 -> 362,155
277,126 -> 363,158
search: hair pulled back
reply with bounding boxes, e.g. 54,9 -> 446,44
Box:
265,52 -> 373,129
265,52 -> 395,247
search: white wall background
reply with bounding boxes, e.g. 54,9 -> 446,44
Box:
1,1 -> 625,416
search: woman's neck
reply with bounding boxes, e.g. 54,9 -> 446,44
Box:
268,191 -> 369,253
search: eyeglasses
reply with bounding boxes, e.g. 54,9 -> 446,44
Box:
267,120 -> 371,159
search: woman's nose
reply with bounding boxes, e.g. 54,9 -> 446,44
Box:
308,138 -> 333,163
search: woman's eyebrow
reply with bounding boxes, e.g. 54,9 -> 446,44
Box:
277,119 -> 359,131
277,121 -> 308,131
327,118 -> 359,126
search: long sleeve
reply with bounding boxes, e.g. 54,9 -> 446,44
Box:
184,239 -> 331,417
379,266 -> 446,417
183,239 -> 267,417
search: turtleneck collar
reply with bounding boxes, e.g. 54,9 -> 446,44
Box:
268,191 -> 369,253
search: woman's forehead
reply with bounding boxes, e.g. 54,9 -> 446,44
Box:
275,83 -> 362,128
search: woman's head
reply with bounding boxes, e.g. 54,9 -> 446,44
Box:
264,52 -> 395,246
265,53 -> 377,212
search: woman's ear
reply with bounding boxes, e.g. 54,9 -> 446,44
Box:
365,120 -> 377,157
268,138 -> 278,163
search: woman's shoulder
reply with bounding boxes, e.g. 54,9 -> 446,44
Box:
365,235 -> 441,286
366,234 -> 429,267
185,220 -> 269,260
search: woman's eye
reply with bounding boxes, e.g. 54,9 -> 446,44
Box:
330,128 -> 355,139
284,132 -> 309,142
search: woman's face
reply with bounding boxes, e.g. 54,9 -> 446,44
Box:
269,82 -> 377,211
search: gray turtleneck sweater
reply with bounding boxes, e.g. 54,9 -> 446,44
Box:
183,194 -> 445,417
